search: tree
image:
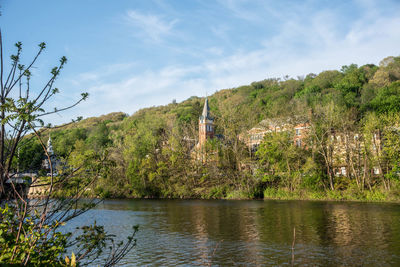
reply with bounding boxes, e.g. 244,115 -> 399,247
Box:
308,102 -> 357,190
363,112 -> 400,190
256,131 -> 308,192
0,30 -> 136,265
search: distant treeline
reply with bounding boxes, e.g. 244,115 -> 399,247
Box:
16,56 -> 400,201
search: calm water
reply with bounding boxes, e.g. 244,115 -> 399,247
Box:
67,199 -> 400,266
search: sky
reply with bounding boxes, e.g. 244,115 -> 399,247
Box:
1,0 -> 400,125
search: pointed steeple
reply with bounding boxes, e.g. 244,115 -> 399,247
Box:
198,97 -> 215,150
202,98 -> 209,118
201,98 -> 212,120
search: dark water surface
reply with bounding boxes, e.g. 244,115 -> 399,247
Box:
67,199 -> 400,266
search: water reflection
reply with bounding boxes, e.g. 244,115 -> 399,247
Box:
66,200 -> 400,266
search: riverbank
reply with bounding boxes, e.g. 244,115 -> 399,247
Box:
180,185 -> 400,203
259,187 -> 400,203
61,177 -> 400,203
95,187 -> 400,203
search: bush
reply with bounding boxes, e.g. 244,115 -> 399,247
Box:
0,205 -> 68,265
226,189 -> 251,199
208,186 -> 227,199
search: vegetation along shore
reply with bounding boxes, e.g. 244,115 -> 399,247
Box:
19,56 -> 400,203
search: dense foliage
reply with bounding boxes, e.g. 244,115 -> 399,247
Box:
17,56 -> 400,201
0,32 -> 137,265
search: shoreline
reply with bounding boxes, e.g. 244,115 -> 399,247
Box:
96,190 -> 400,204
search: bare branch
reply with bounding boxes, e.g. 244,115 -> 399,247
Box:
37,93 -> 88,117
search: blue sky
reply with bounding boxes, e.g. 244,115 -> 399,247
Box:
1,0 -> 400,125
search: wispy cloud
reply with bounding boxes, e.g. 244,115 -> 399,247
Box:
74,63 -> 136,85
217,0 -> 261,22
125,10 -> 178,42
6,0 -> 400,127
75,2 -> 400,120
49,0 -> 400,124
210,24 -> 230,40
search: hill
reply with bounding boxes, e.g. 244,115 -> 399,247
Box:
16,56 -> 400,201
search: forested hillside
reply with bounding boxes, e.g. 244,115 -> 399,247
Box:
17,56 -> 400,201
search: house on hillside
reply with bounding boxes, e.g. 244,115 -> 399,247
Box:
242,116 -> 390,178
241,117 -> 310,153
328,130 -> 363,177
293,123 -> 310,148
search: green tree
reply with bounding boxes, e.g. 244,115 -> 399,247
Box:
0,30 -> 136,265
256,131 -> 307,192
368,81 -> 400,114
363,112 -> 400,190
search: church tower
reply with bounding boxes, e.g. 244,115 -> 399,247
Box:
199,98 -> 214,147
47,135 -> 54,155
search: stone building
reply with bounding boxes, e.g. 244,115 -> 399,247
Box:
328,130 -> 384,177
243,117 -> 387,178
293,123 -> 310,148
241,117 -> 310,152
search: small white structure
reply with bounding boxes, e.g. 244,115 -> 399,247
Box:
42,135 -> 60,172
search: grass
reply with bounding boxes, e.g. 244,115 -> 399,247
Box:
262,186 -> 400,203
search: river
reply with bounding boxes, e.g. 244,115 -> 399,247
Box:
67,199 -> 400,266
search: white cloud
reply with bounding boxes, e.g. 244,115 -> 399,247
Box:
125,10 -> 178,42
51,1 -> 400,124
74,63 -> 136,85
210,24 -> 230,40
206,47 -> 224,56
217,0 -> 261,22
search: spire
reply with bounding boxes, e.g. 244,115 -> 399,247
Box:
201,98 -> 210,120
47,135 -> 54,155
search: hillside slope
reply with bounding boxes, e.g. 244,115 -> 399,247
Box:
17,56 -> 400,200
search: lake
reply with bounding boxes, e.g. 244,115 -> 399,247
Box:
67,199 -> 400,266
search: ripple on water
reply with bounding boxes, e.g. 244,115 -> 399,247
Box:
64,199 -> 400,266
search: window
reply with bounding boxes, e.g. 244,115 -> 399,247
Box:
251,144 -> 259,152
296,129 -> 301,136
296,139 -> 301,147
341,167 -> 346,176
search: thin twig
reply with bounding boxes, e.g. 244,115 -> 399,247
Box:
207,240 -> 223,267
291,226 -> 296,266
